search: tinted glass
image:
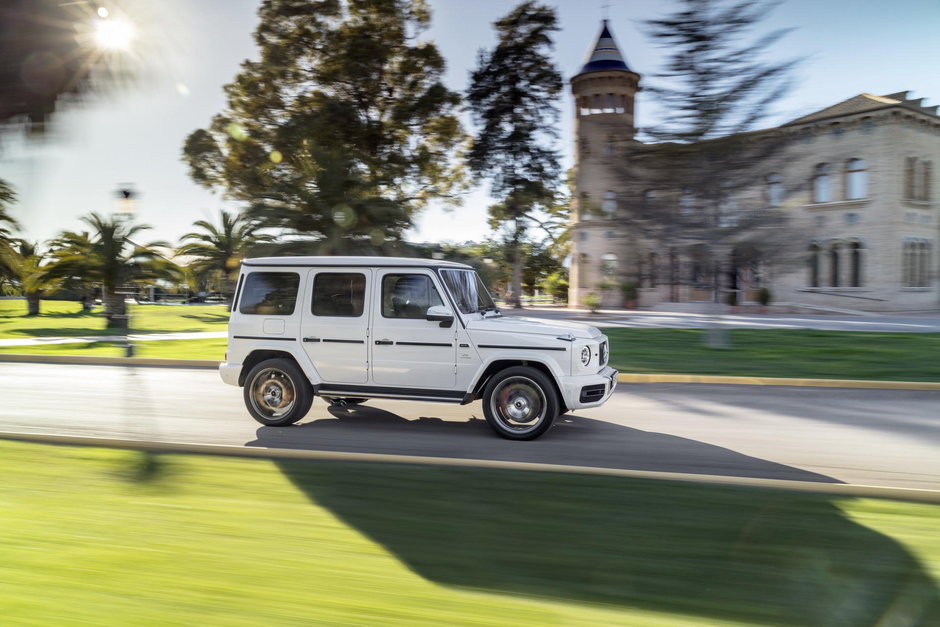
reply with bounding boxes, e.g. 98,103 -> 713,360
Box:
312,273 -> 366,317
239,272 -> 299,315
381,274 -> 443,319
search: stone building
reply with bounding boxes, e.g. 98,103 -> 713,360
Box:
569,21 -> 939,312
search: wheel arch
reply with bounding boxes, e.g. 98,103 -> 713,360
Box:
239,349 -> 302,386
466,358 -> 564,407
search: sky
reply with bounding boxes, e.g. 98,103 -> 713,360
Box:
1,0 -> 939,247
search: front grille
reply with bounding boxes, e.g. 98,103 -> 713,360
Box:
580,384 -> 606,403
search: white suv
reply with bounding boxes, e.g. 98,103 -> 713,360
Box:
220,256 -> 617,440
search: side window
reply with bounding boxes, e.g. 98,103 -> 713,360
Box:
381,274 -> 443,319
239,272 -> 299,315
312,272 -> 366,317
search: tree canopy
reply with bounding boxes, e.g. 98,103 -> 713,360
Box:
183,0 -> 465,254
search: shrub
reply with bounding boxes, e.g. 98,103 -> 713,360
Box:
583,292 -> 601,313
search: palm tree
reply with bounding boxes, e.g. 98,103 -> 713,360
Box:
178,210 -> 272,304
0,241 -> 64,315
46,213 -> 178,328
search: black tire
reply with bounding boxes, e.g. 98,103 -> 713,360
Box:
243,358 -> 313,426
481,366 -> 559,440
322,397 -> 368,407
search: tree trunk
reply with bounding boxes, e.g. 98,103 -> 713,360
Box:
509,219 -> 524,309
104,288 -> 128,329
705,258 -> 729,349
25,293 -> 40,316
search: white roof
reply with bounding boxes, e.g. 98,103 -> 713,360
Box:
242,256 -> 474,270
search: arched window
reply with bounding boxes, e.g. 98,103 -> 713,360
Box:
845,158 -> 867,200
765,173 -> 783,207
812,163 -> 831,203
601,253 -> 618,276
829,241 -> 841,287
604,135 -> 615,157
578,253 -> 590,287
580,191 -> 591,220
602,191 -> 617,219
903,240 -> 914,286
646,252 -> 659,287
642,190 -> 657,214
905,157 -> 917,200
849,241 -> 863,287
808,242 -> 820,287
679,190 -> 696,216
718,182 -> 738,227
924,161 -> 933,201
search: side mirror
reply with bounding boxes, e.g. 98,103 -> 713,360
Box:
426,305 -> 454,328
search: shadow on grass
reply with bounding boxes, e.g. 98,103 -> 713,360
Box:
180,312 -> 230,324
243,406 -> 939,625
269,460 -> 939,626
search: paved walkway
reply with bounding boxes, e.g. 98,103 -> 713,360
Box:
0,331 -> 226,347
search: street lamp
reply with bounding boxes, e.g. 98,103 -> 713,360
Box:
112,186 -> 138,356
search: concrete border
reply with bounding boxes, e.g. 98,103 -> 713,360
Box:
616,373 -> 940,390
1,431 -> 938,504
2,354 -> 939,389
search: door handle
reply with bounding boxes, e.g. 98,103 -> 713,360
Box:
303,337 -> 321,343
374,339 -> 394,345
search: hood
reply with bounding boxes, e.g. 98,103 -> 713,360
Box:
466,315 -> 603,340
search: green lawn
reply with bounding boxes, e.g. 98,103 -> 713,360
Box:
605,328 -> 940,381
0,440 -> 937,625
0,299 -> 229,338
2,300 -> 940,381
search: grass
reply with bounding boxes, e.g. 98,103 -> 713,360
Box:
2,300 -> 940,381
0,299 -> 229,338
0,439 -> 937,625
605,328 -> 940,381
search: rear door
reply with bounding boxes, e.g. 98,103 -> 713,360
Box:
370,269 -> 457,389
300,268 -> 370,384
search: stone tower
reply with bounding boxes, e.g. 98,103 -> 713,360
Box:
569,21 -> 640,307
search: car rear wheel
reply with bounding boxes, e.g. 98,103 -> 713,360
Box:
482,366 -> 559,440
243,358 -> 313,426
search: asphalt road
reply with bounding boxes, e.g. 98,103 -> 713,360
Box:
1,362 -> 937,490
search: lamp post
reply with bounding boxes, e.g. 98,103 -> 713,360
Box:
112,186 -> 137,356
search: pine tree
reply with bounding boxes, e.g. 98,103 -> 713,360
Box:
466,1 -> 562,308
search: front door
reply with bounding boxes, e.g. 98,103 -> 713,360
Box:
370,270 -> 457,389
300,269 -> 370,384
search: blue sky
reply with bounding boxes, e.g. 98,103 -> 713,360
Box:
1,0 -> 938,246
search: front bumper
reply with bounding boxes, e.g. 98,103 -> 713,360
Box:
561,366 -> 618,410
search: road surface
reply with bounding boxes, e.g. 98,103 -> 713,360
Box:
0,363 -> 937,490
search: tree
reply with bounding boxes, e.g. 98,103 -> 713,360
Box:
183,0 -> 465,255
466,1 -> 563,308
0,241 -> 63,316
617,0 -> 799,345
45,213 -> 177,328
178,210 -> 273,304
0,0 -> 132,133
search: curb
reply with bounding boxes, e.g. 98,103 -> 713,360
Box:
2,431 -> 938,504
1,354 -> 939,389
616,373 -> 940,391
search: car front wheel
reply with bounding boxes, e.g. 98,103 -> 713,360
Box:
482,366 -> 559,440
243,358 -> 313,426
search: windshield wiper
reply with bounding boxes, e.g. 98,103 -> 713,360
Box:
479,306 -> 501,316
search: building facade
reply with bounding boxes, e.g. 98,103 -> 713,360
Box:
569,22 -> 939,312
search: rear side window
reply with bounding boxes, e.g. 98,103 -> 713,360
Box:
312,273 -> 366,317
238,272 -> 299,315
382,274 -> 443,319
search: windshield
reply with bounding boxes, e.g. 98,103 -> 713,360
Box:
440,269 -> 497,314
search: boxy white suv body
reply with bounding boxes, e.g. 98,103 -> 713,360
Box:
220,256 -> 617,440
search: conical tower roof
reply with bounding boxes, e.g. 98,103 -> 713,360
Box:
577,20 -> 632,75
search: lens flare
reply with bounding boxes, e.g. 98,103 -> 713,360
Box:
95,18 -> 135,51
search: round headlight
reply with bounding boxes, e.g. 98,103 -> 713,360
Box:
580,346 -> 591,366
